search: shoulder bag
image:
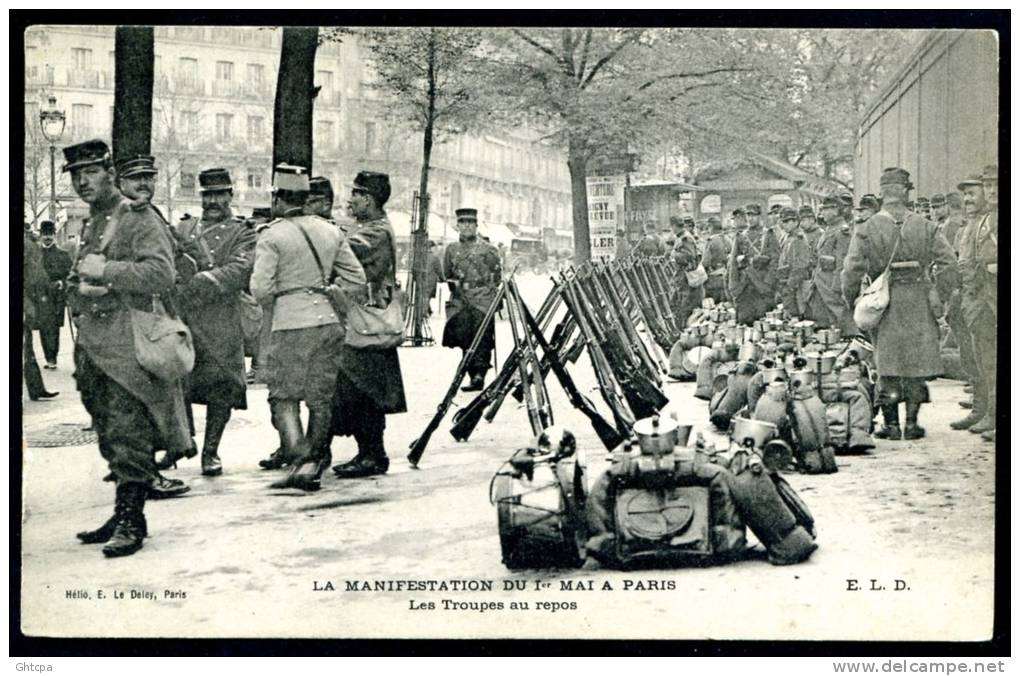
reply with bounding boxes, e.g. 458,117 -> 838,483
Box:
98,200 -> 195,381
293,220 -> 405,350
852,225 -> 902,331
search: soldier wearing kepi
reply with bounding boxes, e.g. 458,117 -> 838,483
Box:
842,168 -> 957,441
955,166 -> 998,442
306,176 -> 335,221
775,206 -> 810,316
700,215 -> 729,304
63,140 -> 192,557
441,207 -> 502,392
329,171 -> 408,478
728,205 -> 775,324
668,215 -> 703,328
173,168 -> 257,476
251,165 -> 366,490
36,220 -> 73,369
806,195 -> 856,333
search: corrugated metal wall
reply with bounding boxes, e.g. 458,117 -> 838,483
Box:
855,30 -> 999,196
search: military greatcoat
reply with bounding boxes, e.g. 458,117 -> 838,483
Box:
69,196 -> 193,483
175,211 -> 256,410
806,223 -> 855,333
441,236 -> 501,376
842,211 -> 956,378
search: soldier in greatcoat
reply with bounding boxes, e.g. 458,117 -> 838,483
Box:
727,206 -> 774,324
36,220 -> 73,369
251,165 -> 366,490
806,196 -> 855,333
170,168 -> 256,477
954,166 -> 998,442
668,215 -> 703,328
842,168 -> 957,441
440,207 -> 502,393
775,206 -> 810,316
63,140 -> 192,557
700,215 -> 730,304
330,171 -> 409,479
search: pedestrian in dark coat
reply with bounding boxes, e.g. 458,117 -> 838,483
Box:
252,165 -> 367,491
331,171 -> 409,479
23,229 -> 59,400
425,240 -> 444,315
63,139 -> 192,558
36,220 -> 73,368
842,167 -> 957,441
700,216 -> 730,304
174,168 -> 256,476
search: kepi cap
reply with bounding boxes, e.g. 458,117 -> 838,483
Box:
744,203 -> 762,216
981,164 -> 997,182
731,207 -> 746,217
351,170 -> 391,205
199,167 -> 234,193
273,164 -> 310,193
956,173 -> 984,191
798,205 -> 815,217
455,208 -> 478,221
859,194 -> 881,211
116,154 -> 158,178
40,220 -> 57,236
309,176 -> 334,198
879,167 -> 913,189
929,193 -> 946,207
821,195 -> 841,209
62,139 -> 111,172
780,207 -> 798,221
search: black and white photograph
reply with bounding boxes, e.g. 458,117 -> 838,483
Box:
13,12 -> 1005,653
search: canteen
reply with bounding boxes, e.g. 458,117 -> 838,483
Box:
730,417 -> 777,450
737,342 -> 763,363
803,351 -> 837,375
816,328 -> 841,346
633,415 -> 692,456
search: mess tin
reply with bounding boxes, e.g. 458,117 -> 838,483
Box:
633,415 -> 693,455
803,351 -> 837,374
730,417 -> 777,449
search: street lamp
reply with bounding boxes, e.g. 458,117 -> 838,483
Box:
39,95 -> 66,224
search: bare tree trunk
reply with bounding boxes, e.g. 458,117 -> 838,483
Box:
567,133 -> 591,264
273,27 -> 319,173
113,26 -> 154,163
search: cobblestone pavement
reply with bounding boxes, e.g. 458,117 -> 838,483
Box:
18,274 -> 996,641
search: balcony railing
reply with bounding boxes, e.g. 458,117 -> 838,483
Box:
66,68 -> 100,88
26,65 -> 54,86
241,80 -> 271,100
211,79 -> 244,98
173,75 -> 206,96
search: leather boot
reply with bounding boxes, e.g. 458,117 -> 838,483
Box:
102,483 -> 148,557
201,406 -> 231,476
874,404 -> 902,440
334,422 -> 388,478
461,373 -> 485,392
269,401 -> 320,491
147,473 -> 190,500
969,384 -> 996,434
903,402 -> 925,440
951,385 -> 986,430
259,447 -> 290,470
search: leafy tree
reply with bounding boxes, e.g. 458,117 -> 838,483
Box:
486,28 -> 751,262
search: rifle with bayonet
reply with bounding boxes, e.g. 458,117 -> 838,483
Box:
408,278 -> 509,467
558,272 -> 635,434
505,276 -> 552,434
637,258 -> 680,340
517,283 -> 625,450
450,287 -> 562,442
616,259 -> 672,349
590,261 -> 663,383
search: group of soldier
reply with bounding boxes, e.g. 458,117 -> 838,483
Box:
621,164 -> 998,447
23,132 -> 996,562
25,135 -> 506,560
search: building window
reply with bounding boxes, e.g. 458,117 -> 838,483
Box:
316,69 -> 334,92
180,110 -> 198,139
178,57 -> 198,79
71,47 -> 93,70
215,61 -> 234,81
180,172 -> 196,196
364,121 -> 376,155
71,103 -> 93,137
216,113 -> 233,142
247,170 -> 263,190
247,115 -> 264,145
246,63 -> 264,86
316,120 -> 334,149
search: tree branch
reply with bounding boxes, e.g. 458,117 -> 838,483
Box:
512,29 -> 561,64
579,29 -> 643,90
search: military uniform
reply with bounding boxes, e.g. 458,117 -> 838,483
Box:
776,223 -> 813,317
728,222 -> 775,324
807,221 -> 854,332
700,219 -> 730,303
442,214 -> 502,386
956,168 -> 998,436
934,193 -> 976,397
173,169 -> 257,475
633,232 -> 667,258
668,223 -> 703,328
252,166 -> 367,490
842,168 -> 957,439
23,231 -> 57,399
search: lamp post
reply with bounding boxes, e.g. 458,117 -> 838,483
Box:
39,95 -> 66,224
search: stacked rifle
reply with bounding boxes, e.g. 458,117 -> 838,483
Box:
408,257 -> 681,467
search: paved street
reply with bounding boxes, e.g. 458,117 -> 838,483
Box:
19,274 -> 995,641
